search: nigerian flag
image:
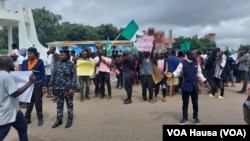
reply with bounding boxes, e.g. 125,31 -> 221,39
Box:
180,42 -> 191,52
120,20 -> 139,40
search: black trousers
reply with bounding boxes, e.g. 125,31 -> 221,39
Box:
141,75 -> 154,100
99,71 -> 111,96
116,69 -> 124,88
93,74 -> 100,95
25,81 -> 43,120
124,76 -> 134,100
154,78 -> 167,97
182,89 -> 198,120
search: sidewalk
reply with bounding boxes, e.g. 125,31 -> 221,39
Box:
6,82 -> 247,141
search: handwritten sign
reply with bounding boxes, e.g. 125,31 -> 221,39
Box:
135,36 -> 154,52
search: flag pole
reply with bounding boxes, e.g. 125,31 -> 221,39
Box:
110,34 -> 121,47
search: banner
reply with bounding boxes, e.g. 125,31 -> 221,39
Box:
10,71 -> 34,103
76,60 -> 95,76
135,36 -> 154,52
121,20 -> 139,40
152,64 -> 162,84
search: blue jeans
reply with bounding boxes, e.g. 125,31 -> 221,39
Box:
0,110 -> 28,141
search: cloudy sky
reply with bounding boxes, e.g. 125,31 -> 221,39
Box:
5,0 -> 250,50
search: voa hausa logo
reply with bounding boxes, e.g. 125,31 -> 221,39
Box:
167,129 -> 188,136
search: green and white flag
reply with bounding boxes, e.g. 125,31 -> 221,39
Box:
121,20 -> 139,40
105,36 -> 112,56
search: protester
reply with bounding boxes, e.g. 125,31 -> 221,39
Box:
209,51 -> 227,98
49,46 -> 60,101
17,48 -> 28,108
49,49 -> 77,128
92,51 -> 101,98
170,50 -> 206,125
153,52 -> 168,102
17,48 -> 27,71
45,50 -> 53,98
21,47 -> 46,126
77,50 -> 93,101
0,56 -> 36,141
98,50 -> 113,99
139,51 -> 155,103
166,50 -> 180,96
236,47 -> 250,94
120,49 -> 137,104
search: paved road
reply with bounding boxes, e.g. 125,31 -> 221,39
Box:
6,81 -> 248,141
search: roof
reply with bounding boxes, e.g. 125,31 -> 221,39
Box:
46,40 -> 132,47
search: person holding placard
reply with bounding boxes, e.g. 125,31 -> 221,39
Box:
0,56 -> 36,141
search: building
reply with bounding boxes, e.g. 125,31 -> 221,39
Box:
204,33 -> 216,42
46,40 -> 131,55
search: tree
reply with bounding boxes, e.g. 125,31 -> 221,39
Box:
96,24 -> 120,40
238,44 -> 250,51
32,7 -> 62,46
173,36 -> 216,51
0,27 -> 18,50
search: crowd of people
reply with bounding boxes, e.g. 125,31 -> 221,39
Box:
1,43 -> 250,140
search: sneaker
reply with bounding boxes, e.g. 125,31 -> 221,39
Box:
178,119 -> 188,125
162,97 -> 166,102
85,95 -> 91,100
193,118 -> 201,125
149,99 -> 154,103
154,97 -> 157,102
80,97 -> 84,102
218,95 -> 224,99
209,94 -> 215,97
237,91 -> 246,94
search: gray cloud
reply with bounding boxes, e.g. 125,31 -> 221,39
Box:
5,0 -> 250,49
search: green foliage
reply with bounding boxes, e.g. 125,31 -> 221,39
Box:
238,44 -> 250,51
96,24 -> 120,40
32,7 -> 62,46
0,48 -> 8,54
0,27 -> 18,49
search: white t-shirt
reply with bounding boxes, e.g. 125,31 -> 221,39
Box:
17,55 -> 25,65
45,54 -> 53,75
94,56 -> 100,74
0,71 -> 19,126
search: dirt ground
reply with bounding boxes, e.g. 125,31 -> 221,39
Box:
5,81 -> 248,141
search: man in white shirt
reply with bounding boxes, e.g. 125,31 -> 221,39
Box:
17,48 -> 27,71
45,51 -> 53,97
170,50 -> 206,125
0,56 -> 36,141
